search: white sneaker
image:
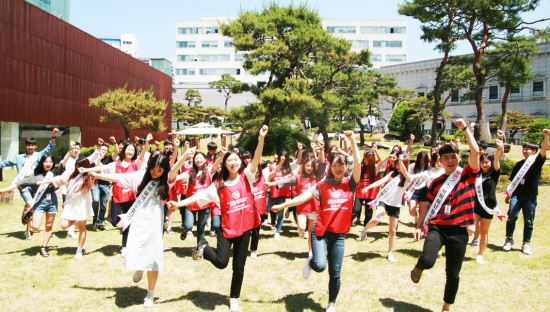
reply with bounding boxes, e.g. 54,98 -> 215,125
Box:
503,238 -> 514,251
358,230 -> 367,241
522,243 -> 532,255
250,251 -> 257,259
229,298 -> 240,312
67,228 -> 77,238
121,247 -> 127,258
476,255 -> 484,264
143,296 -> 154,307
302,257 -> 312,280
387,252 -> 396,263
75,248 -> 83,259
303,231 -> 309,239
133,270 -> 143,283
326,302 -> 336,312
274,232 -> 280,241
24,231 -> 32,240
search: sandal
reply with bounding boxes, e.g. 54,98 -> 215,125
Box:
39,246 -> 49,257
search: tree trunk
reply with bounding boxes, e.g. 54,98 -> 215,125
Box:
430,49 -> 450,146
500,83 -> 511,133
356,117 -> 365,146
471,52 -> 490,142
123,127 -> 130,140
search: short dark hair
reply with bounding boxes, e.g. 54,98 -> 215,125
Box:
438,144 -> 459,156
74,141 -> 81,147
477,140 -> 488,150
99,143 -> 109,149
25,138 -> 37,145
164,140 -> 173,146
522,142 -> 539,152
207,142 -> 218,150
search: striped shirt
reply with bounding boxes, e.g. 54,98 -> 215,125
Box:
427,164 -> 479,227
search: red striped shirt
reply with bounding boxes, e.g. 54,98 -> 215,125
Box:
426,164 -> 479,227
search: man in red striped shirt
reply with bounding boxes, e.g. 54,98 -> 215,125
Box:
410,118 -> 480,312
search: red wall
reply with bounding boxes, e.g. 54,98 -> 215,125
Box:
0,0 -> 172,145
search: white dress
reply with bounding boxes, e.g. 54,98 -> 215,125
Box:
52,174 -> 93,221
117,170 -> 164,272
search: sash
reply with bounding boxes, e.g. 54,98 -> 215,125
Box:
475,173 -> 505,220
403,178 -> 423,201
67,174 -> 83,195
505,155 -> 537,197
14,153 -> 39,184
117,180 -> 158,231
369,174 -> 400,208
29,172 -> 54,208
423,168 -> 463,226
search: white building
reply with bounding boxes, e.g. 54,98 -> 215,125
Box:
99,34 -> 139,58
173,17 -> 408,110
379,42 -> 550,141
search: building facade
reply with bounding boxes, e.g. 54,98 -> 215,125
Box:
141,58 -> 173,77
379,42 -> 550,140
100,34 -> 139,58
26,0 -> 69,22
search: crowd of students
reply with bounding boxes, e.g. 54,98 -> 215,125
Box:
0,121 -> 548,312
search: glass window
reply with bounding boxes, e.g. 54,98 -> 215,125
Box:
451,90 -> 460,102
373,40 -> 402,48
371,54 -> 382,62
199,68 -> 239,75
177,41 -> 196,48
489,85 -> 499,100
386,54 -> 406,62
360,26 -> 406,34
201,41 -> 218,48
224,41 -> 234,47
351,40 -> 369,48
234,54 -> 245,62
178,27 -> 219,35
197,54 -> 231,62
175,68 -> 195,75
177,55 -> 195,62
326,26 -> 356,34
533,81 -> 544,93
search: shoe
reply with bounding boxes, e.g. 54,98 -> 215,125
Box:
303,231 -> 309,239
471,239 -> 479,247
192,240 -> 209,260
262,219 -> 268,226
358,230 -> 367,241
180,230 -> 188,241
75,248 -> 83,259
143,296 -> 154,307
39,246 -> 49,257
274,232 -> 280,241
121,247 -> 127,258
476,255 -> 484,264
387,252 -> 396,263
24,231 -> 32,240
96,224 -> 105,231
209,229 -> 216,237
250,251 -> 257,259
229,298 -> 240,312
21,208 -> 34,225
503,238 -> 514,251
410,266 -> 423,283
302,257 -> 312,280
522,243 -> 532,255
326,302 -> 336,312
285,209 -> 291,219
133,270 -> 144,283
68,228 -> 78,238
166,227 -> 173,234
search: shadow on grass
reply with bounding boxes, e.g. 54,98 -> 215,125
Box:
0,245 -> 41,256
88,244 -> 121,257
74,285 -> 148,308
379,298 -> 432,312
347,251 -> 384,262
251,291 -> 324,312
0,230 -> 26,240
260,251 -> 308,260
396,248 -> 422,258
161,290 -> 227,310
165,246 -> 194,258
399,221 -> 417,228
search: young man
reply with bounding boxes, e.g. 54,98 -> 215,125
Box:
205,142 -> 218,166
0,128 -> 59,239
91,140 -> 114,231
411,119 -> 480,312
503,129 -> 549,255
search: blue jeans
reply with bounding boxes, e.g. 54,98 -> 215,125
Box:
310,225 -> 345,303
211,215 -> 221,232
18,186 -> 34,203
183,207 -> 210,244
506,194 -> 537,243
91,184 -> 111,225
269,197 -> 286,233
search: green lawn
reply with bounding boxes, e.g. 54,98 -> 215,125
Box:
1,163 -> 549,312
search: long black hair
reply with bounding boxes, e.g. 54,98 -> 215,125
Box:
188,152 -> 207,185
413,151 -> 430,173
137,153 -> 171,201
34,154 -> 55,176
69,156 -> 95,193
216,151 -> 244,192
118,143 -> 138,162
327,152 -> 349,180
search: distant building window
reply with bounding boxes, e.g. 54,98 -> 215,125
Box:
224,41 -> 234,47
451,90 -> 460,102
373,40 -> 403,48
178,54 -> 230,62
533,80 -> 544,94
360,26 -> 406,34
177,55 -> 193,62
199,68 -> 239,75
178,27 -> 219,35
175,68 -> 195,75
177,41 -> 196,48
326,26 -> 356,34
386,54 -> 406,62
510,86 -> 521,98
202,41 -> 218,48
235,54 -> 245,62
418,92 -> 425,97
351,40 -> 369,49
122,41 -> 132,45
371,54 -> 382,62
489,85 -> 499,100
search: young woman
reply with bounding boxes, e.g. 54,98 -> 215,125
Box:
249,160 -> 268,259
0,155 -> 59,256
268,151 -> 293,240
406,151 -> 431,225
40,156 -> 96,259
471,131 -> 504,264
90,152 -> 181,307
271,131 -> 360,312
168,126 -> 268,312
358,151 -> 411,263
353,146 -> 382,227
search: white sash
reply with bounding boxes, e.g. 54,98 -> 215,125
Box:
505,155 -> 537,197
117,180 -> 158,231
369,174 -> 400,208
475,173 -> 503,216
404,178 -> 423,201
423,168 -> 463,226
67,174 -> 83,195
14,153 -> 39,184
29,171 -> 54,208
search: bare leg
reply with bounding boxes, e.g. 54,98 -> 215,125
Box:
363,206 -> 385,232
147,271 -> 159,292
60,219 -> 75,230
297,214 -> 307,236
388,216 -> 398,253
42,213 -> 56,247
473,214 -> 481,242
478,218 -> 492,256
77,220 -> 87,248
31,211 -> 44,232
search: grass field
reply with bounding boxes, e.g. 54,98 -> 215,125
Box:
1,158 -> 549,312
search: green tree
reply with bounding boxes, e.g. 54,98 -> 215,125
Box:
89,85 -> 167,139
388,97 -> 432,138
491,111 -> 534,143
209,74 -> 248,111
172,103 -> 226,127
185,89 -> 202,106
522,118 -> 550,144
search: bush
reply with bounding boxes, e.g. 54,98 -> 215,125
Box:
541,166 -> 550,185
80,146 -> 96,157
500,158 -> 516,176
237,125 -> 310,156
523,118 -> 550,144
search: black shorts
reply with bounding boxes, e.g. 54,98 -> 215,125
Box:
474,204 -> 494,219
380,202 -> 401,218
410,187 -> 427,201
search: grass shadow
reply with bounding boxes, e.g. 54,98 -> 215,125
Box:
74,285 -> 147,308
251,291 -> 324,312
396,248 -> 422,258
260,251 -> 308,260
1,245 -> 41,256
347,251 -> 384,262
379,298 -> 432,312
164,246 -> 194,258
161,290 -> 227,310
0,230 -> 26,240
89,244 -> 120,257
399,220 -> 417,228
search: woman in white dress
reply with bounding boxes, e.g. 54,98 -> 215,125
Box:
91,152 -> 182,307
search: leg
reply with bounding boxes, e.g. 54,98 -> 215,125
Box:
203,230 -> 231,269
442,228 -> 468,306
60,219 -> 75,230
327,233 -> 345,304
388,216 -> 399,254
146,271 -> 159,292
521,195 -> 537,244
273,197 -> 286,233
31,211 -> 44,232
182,207 -> 195,233
230,231 -> 251,298
364,206 -> 385,231
195,209 -> 210,243
363,200 -> 374,226
91,185 -> 100,225
473,214 -> 481,242
416,226 -> 443,271
297,214 -> 307,236
505,195 -> 522,239
478,218 -> 492,256
250,226 -> 260,252
408,199 -> 418,217
42,213 -> 56,247
97,185 -> 111,226
309,225 -> 328,272
77,220 -> 87,248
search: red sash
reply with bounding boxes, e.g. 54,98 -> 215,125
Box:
217,174 -> 255,238
315,178 -> 354,236
112,161 -> 137,203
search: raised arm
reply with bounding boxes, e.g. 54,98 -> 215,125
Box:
405,133 -> 415,156
541,129 -> 550,158
344,130 -> 360,183
271,190 -> 314,212
210,147 -> 227,176
37,128 -> 59,158
269,155 -> 284,180
372,143 -> 382,164
397,156 -> 413,181
138,133 -> 153,164
169,146 -> 196,183
361,173 -> 392,192
318,141 -> 326,164
110,136 -> 120,161
250,125 -> 269,174
454,119 -> 479,171
494,130 -> 505,171
295,142 -> 303,166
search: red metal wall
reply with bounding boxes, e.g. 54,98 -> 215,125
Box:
0,0 -> 172,145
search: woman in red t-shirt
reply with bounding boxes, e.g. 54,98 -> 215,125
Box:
353,147 -> 382,226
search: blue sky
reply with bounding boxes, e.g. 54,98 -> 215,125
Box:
70,0 -> 550,64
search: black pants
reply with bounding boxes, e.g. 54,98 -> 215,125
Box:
110,201 -> 134,247
249,226 -> 261,251
203,230 -> 251,298
416,225 -> 468,304
352,198 -> 374,226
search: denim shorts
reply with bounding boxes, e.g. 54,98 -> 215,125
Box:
411,187 -> 428,201
34,196 -> 58,214
18,186 -> 34,203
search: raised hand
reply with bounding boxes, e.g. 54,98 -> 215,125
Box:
97,138 -> 104,145
297,142 -> 303,150
259,125 -> 269,137
173,138 -> 181,147
410,133 -> 415,142
51,128 -> 59,136
109,136 -> 117,144
146,133 -> 153,142
453,118 -> 467,130
543,128 -> 550,136
343,130 -> 354,138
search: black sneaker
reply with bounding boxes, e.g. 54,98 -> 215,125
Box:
97,224 -> 105,231
180,230 -> 188,241
192,240 -> 209,260
39,246 -> 49,257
